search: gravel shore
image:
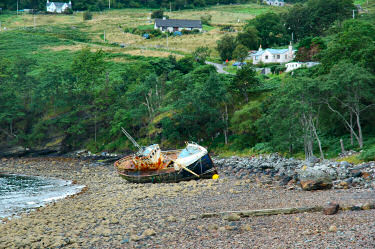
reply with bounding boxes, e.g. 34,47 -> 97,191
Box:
1,157 -> 375,248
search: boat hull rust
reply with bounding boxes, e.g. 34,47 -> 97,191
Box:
116,154 -> 217,183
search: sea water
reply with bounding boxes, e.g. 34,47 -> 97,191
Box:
0,174 -> 84,219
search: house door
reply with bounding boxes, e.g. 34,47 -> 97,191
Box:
173,27 -> 178,31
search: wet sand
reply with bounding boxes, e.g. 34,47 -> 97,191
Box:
0,157 -> 375,248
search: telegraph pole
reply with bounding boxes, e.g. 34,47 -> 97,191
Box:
17,0 -> 19,15
104,30 -> 106,42
353,9 -> 355,19
166,32 -> 168,50
109,0 -> 111,9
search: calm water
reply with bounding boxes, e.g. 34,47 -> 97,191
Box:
0,174 -> 84,219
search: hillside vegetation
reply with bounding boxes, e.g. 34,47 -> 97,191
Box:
0,0 -> 374,162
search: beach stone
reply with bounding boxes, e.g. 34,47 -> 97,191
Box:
298,166 -> 334,191
224,213 -> 241,221
328,225 -> 337,233
300,178 -> 333,191
361,203 -> 374,210
338,181 -> 349,189
130,235 -> 143,242
166,216 -> 177,222
207,224 -> 219,231
323,202 -> 340,215
241,224 -> 252,231
142,229 -> 156,237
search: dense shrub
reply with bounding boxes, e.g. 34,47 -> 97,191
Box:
83,11 -> 92,21
151,9 -> 163,19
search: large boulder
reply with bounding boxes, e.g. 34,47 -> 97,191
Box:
298,165 -> 334,191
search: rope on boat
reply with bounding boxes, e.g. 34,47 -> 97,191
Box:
121,127 -> 142,150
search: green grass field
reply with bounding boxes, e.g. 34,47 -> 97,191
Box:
0,3 -> 285,59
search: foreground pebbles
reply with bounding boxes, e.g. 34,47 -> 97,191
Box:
1,157 -> 375,248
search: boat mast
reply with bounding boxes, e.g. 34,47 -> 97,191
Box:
121,127 -> 142,150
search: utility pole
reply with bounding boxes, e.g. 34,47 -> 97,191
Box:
166,32 -> 168,50
170,2 -> 172,12
104,30 -> 106,42
34,15 -> 36,28
17,0 -> 19,15
109,0 -> 110,9
353,9 -> 355,19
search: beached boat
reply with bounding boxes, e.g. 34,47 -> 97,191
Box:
114,143 -> 217,183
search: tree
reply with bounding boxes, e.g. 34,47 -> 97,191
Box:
232,44 -> 248,63
295,37 -> 326,62
306,0 -> 354,35
284,0 -> 354,39
249,12 -> 288,48
236,26 -> 260,50
282,4 -> 312,41
230,64 -> 259,103
321,62 -> 375,149
193,46 -> 211,64
319,20 -> 375,73
259,76 -> 324,159
216,35 -> 237,61
200,14 -> 212,25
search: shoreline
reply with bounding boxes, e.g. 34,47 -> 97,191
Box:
1,157 -> 375,248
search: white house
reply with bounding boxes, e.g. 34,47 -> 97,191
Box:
263,0 -> 284,6
250,43 -> 295,65
46,0 -> 72,13
285,62 -> 320,72
154,18 -> 202,33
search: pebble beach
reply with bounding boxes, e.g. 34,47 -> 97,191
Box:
1,156 -> 375,248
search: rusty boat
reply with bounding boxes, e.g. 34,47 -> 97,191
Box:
114,128 -> 217,183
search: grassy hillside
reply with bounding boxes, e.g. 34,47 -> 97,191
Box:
0,4 -> 287,58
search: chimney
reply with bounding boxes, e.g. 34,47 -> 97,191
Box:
47,0 -> 49,3
258,44 -> 262,51
162,16 -> 166,20
69,1 -> 71,5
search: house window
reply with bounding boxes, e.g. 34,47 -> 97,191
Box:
285,55 -> 287,59
265,55 -> 268,60
162,27 -> 166,31
173,27 -> 178,31
277,55 -> 280,59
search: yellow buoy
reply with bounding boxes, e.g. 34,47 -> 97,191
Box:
212,174 -> 219,180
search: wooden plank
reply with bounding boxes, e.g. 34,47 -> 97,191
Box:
201,206 -> 323,218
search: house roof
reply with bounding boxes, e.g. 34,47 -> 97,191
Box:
251,48 -> 289,57
155,19 -> 202,28
47,2 -> 72,10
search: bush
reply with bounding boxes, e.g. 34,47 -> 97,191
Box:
63,7 -> 73,15
83,11 -> 92,21
151,9 -> 164,19
220,25 -> 235,32
200,14 -> 212,25
181,29 -> 191,35
359,146 -> 375,162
